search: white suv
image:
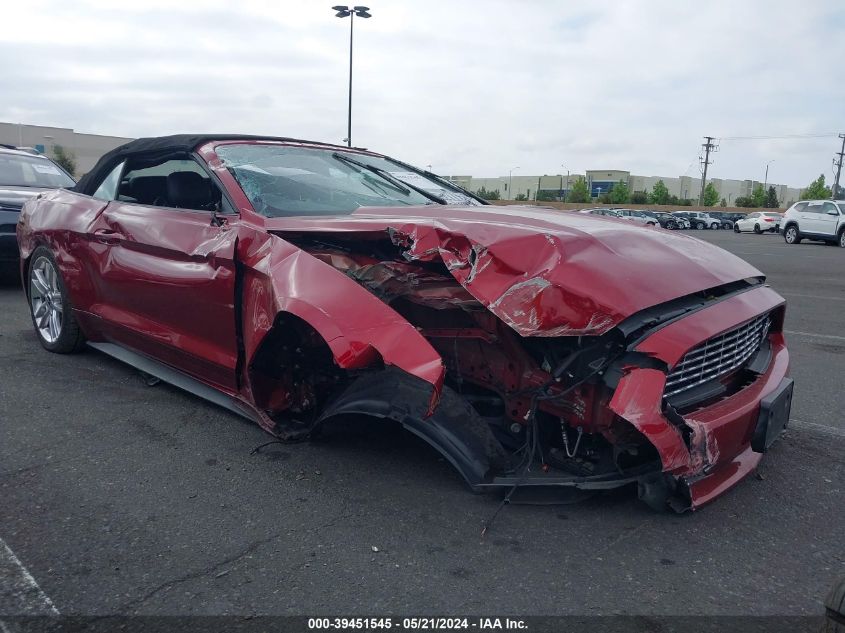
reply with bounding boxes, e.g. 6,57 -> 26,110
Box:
781,200 -> 845,247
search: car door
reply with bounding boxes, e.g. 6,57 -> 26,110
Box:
86,157 -> 240,392
739,213 -> 757,231
816,202 -> 841,238
799,201 -> 824,234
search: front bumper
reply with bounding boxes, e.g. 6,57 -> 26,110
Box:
613,285 -> 789,510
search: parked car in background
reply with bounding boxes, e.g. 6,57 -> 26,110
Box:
16,133 -> 792,511
651,211 -> 683,229
734,211 -> 782,234
673,211 -> 720,230
614,208 -> 659,226
578,207 -> 620,217
0,144 -> 76,276
780,200 -> 845,247
707,211 -> 737,230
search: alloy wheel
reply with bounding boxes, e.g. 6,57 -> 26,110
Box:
29,256 -> 63,343
840,231 -> 845,248
785,227 -> 797,244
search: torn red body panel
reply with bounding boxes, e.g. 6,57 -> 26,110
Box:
234,230 -> 446,421
16,135 -> 791,513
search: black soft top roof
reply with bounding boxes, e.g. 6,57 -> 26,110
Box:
74,134 -> 354,195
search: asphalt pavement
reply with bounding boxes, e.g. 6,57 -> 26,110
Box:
0,229 -> 842,617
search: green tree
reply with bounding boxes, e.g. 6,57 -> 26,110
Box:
609,179 -> 630,204
800,174 -> 831,200
750,184 -> 766,207
630,191 -> 648,204
764,186 -> 779,208
702,182 -> 720,206
52,145 -> 77,176
598,192 -> 612,204
514,193 -> 528,201
648,180 -> 671,205
536,190 -> 558,202
734,196 -> 751,207
476,186 -> 500,200
566,176 -> 591,203
720,198 -> 727,207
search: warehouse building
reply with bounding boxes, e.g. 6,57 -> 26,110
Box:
0,122 -> 132,177
451,170 -> 803,207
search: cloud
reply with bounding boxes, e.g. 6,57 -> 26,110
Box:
1,0 -> 842,187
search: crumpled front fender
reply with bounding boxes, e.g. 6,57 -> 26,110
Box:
237,231 -> 445,415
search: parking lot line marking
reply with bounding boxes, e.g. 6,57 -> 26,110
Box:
781,292 -> 845,302
791,419 -> 845,439
785,330 -> 845,342
732,252 -> 830,259
0,537 -> 59,615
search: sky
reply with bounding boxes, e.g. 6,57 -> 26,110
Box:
1,0 -> 843,187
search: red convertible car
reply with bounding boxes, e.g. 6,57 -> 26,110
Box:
17,135 -> 793,511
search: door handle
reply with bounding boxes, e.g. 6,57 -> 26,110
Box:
92,228 -> 125,243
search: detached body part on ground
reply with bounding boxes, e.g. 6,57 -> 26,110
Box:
16,135 -> 793,512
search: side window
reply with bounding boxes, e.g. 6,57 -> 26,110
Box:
120,157 -> 222,212
804,202 -> 822,214
822,202 -> 839,214
92,161 -> 125,201
747,213 -> 758,219
794,202 -> 808,212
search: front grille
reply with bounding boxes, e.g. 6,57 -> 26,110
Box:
664,313 -> 771,398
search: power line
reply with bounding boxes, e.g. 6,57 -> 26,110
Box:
698,136 -> 718,205
719,133 -> 839,141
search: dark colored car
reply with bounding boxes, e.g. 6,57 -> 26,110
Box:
18,134 -> 792,512
650,211 -> 681,229
707,211 -> 737,230
0,145 -> 75,272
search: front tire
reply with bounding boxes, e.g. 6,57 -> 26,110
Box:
784,225 -> 801,244
28,247 -> 85,353
733,224 -> 741,233
839,229 -> 845,248
754,224 -> 762,234
666,220 -> 677,230
695,221 -> 705,230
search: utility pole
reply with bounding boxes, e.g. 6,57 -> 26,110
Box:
833,133 -> 845,200
698,136 -> 718,205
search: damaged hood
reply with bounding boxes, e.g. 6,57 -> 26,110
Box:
265,204 -> 762,337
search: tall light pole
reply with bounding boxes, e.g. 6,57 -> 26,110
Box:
332,5 -> 372,148
509,166 -> 520,200
764,160 -> 775,189
560,164 -> 569,201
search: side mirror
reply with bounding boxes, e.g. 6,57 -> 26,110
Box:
827,210 -> 839,216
